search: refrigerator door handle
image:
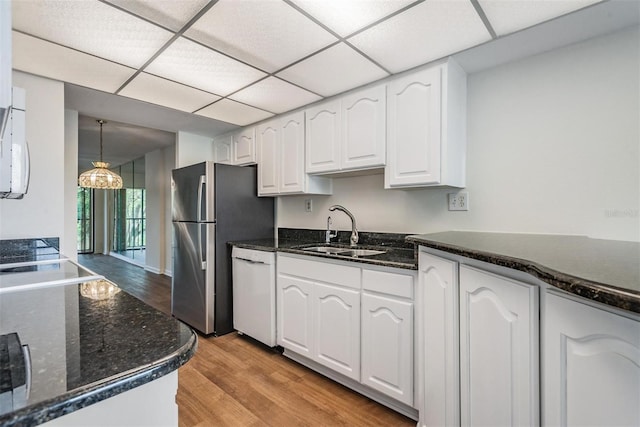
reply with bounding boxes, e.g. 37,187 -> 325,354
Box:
198,222 -> 207,270
197,174 -> 206,222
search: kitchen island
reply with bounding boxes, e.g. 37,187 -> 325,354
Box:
0,239 -> 197,427
409,231 -> 639,427
407,231 -> 640,312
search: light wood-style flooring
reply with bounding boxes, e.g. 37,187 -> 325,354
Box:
78,254 -> 415,427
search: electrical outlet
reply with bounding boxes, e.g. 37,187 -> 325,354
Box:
304,199 -> 313,212
448,192 -> 469,211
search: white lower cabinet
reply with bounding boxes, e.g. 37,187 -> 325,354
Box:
459,265 -> 539,427
314,283 -> 360,380
276,253 -> 416,411
418,248 -> 539,427
277,275 -> 314,357
418,251 -> 460,427
544,292 -> 640,427
361,293 -> 413,406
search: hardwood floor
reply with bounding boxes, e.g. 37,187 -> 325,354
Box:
79,254 -> 171,315
77,254 -> 415,427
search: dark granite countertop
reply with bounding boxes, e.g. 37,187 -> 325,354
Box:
0,280 -> 197,427
230,229 -> 417,270
408,232 -> 640,313
0,238 -> 61,265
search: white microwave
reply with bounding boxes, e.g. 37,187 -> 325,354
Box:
0,87 -> 29,199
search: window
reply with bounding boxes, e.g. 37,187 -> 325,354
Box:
77,187 -> 93,253
112,157 -> 146,264
113,188 -> 146,251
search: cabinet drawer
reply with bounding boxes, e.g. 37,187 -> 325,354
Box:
362,269 -> 414,299
278,255 -> 361,289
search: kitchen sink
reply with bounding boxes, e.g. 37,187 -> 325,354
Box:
301,246 -> 351,254
300,246 -> 386,257
341,249 -> 386,257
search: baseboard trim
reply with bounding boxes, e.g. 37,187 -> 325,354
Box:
109,252 -> 144,268
144,266 -> 161,274
283,350 -> 419,421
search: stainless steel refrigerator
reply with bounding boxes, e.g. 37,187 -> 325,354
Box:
171,162 -> 274,335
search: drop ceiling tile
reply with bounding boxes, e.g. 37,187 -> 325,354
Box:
184,0 -> 338,72
119,73 -> 220,113
230,77 -> 322,114
103,0 -> 210,32
479,0 -> 603,36
348,0 -> 492,73
145,37 -> 267,97
12,0 -> 173,68
289,0 -> 415,37
277,43 -> 388,97
196,99 -> 274,126
12,32 -> 135,93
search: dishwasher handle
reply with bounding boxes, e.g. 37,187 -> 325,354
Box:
234,257 -> 269,265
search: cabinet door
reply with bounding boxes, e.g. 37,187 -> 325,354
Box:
361,293 -> 413,406
313,282 -> 360,381
418,251 -> 459,427
305,100 -> 341,173
280,112 -> 305,194
213,136 -> 233,165
277,275 -> 314,357
341,85 -> 386,171
256,121 -> 279,196
386,67 -> 441,188
545,293 -> 640,427
233,127 -> 256,165
459,265 -> 539,427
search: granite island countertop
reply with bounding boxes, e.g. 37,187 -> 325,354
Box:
408,231 -> 640,313
0,279 -> 197,427
230,229 -> 417,270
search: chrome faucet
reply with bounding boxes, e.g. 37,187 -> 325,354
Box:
328,205 -> 358,247
325,216 -> 337,244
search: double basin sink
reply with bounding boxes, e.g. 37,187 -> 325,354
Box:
299,245 -> 386,258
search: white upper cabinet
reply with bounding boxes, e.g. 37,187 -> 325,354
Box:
305,99 -> 341,173
306,84 -> 386,174
544,293 -> 640,427
257,112 -> 332,196
256,121 -> 279,195
232,127 -> 256,165
386,58 -> 466,188
280,114 -> 305,193
341,85 -> 386,171
212,134 -> 233,165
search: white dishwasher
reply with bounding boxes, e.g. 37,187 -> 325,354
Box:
231,247 -> 276,347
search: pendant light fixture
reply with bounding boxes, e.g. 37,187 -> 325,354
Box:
78,119 -> 123,189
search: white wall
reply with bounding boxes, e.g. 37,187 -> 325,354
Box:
278,27 -> 640,242
175,131 -> 213,168
63,109 -> 78,260
0,72 -> 65,244
163,144 -> 175,276
145,147 -> 165,274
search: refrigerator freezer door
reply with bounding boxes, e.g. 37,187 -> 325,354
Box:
171,162 -> 215,222
171,221 -> 215,334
